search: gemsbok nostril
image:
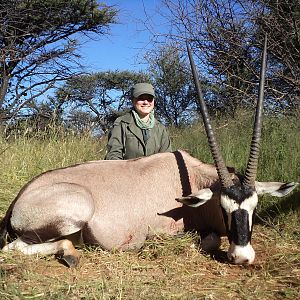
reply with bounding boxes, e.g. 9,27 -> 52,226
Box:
229,254 -> 235,262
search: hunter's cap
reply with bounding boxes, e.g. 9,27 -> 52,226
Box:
132,83 -> 155,98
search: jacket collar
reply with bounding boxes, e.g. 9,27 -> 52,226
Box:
121,111 -> 134,124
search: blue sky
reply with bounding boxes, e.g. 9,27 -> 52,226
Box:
79,0 -> 163,73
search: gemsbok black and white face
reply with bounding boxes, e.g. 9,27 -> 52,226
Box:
186,35 -> 270,264
220,185 -> 258,264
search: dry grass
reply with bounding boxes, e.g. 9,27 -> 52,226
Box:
0,225 -> 299,300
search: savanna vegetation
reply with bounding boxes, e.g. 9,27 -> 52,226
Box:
1,0 -> 300,135
1,0 -> 299,299
0,113 -> 299,299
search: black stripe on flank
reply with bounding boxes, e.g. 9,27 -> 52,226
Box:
173,151 -> 192,197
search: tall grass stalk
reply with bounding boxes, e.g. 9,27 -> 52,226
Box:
171,113 -> 300,183
0,132 -> 106,212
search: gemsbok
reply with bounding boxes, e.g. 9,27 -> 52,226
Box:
0,36 -> 298,267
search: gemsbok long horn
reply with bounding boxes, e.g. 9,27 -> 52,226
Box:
186,43 -> 233,189
243,35 -> 268,188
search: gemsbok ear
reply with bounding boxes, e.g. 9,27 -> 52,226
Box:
255,181 -> 298,197
176,188 -> 213,207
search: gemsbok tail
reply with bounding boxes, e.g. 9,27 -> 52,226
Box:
0,201 -> 16,249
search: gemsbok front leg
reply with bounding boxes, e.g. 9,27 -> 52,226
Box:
3,237 -> 80,267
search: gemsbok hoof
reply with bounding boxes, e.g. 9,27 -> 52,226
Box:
60,255 -> 80,268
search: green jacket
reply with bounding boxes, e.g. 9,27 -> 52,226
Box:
105,111 -> 172,160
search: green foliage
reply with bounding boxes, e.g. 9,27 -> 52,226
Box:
147,44 -> 197,125
57,70 -> 150,133
0,0 -> 118,124
6,0 -> 116,36
256,0 -> 300,112
162,0 -> 300,115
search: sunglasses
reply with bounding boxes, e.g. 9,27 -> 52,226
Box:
136,95 -> 154,102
